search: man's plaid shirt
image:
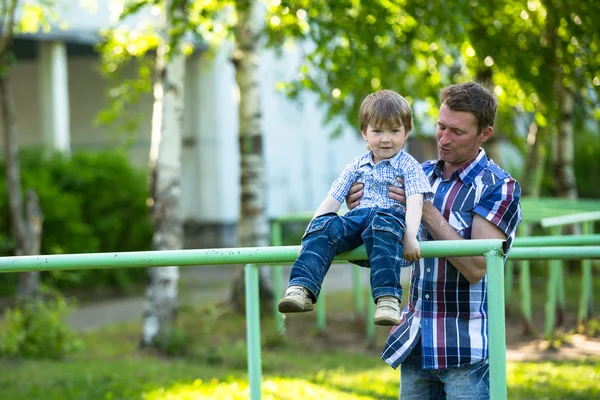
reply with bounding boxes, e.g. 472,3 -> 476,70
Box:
381,149 -> 522,370
328,150 -> 434,210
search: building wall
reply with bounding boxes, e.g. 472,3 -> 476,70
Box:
6,40 -> 368,249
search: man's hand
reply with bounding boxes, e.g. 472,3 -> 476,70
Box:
389,177 -> 406,204
346,182 -> 364,210
402,236 -> 421,261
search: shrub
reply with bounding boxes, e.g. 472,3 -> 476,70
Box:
0,148 -> 153,293
0,293 -> 82,359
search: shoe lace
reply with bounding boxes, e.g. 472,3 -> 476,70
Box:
286,287 -> 307,298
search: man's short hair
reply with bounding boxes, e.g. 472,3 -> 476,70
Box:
441,82 -> 497,134
359,90 -> 412,133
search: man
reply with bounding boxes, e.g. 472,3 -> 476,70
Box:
347,82 -> 522,399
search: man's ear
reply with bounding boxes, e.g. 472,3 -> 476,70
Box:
480,126 -> 493,143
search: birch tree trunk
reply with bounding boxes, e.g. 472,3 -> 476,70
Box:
140,1 -> 186,348
552,84 -> 578,200
521,121 -> 548,198
1,0 -> 42,300
230,0 -> 273,311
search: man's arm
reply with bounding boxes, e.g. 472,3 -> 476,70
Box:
421,202 -> 506,283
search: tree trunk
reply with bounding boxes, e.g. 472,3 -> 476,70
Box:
0,74 -> 42,300
521,121 -> 548,198
552,84 -> 577,200
141,2 -> 186,348
230,0 -> 273,312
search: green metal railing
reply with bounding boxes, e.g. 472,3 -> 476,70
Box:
2,240 -> 599,399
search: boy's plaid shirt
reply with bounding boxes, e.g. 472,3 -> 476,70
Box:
328,150 -> 434,210
381,149 -> 522,370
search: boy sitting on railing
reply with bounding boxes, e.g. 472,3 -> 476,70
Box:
277,90 -> 433,325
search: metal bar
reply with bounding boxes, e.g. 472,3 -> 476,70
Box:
507,246 -> 600,260
270,221 -> 285,335
245,264 -> 262,400
486,249 -> 507,400
540,211 -> 600,228
366,297 -> 375,347
353,265 -> 364,317
316,286 -> 326,331
513,234 -> 600,247
578,222 -> 593,325
0,239 -> 507,273
504,260 -> 513,306
517,224 -> 533,334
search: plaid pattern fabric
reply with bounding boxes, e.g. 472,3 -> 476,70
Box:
328,150 -> 434,212
381,149 -> 522,370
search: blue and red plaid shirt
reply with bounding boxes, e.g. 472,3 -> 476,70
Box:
381,148 -> 522,370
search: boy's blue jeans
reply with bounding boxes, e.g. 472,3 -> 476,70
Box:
288,207 -> 408,303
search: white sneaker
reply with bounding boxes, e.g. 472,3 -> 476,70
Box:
374,296 -> 401,326
277,285 -> 314,313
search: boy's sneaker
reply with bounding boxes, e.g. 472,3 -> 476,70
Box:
277,285 -> 313,313
374,296 -> 401,326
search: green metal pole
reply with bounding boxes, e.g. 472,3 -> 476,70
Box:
366,296 -> 375,348
504,260 -> 513,307
486,249 -> 507,400
0,239 -> 506,273
550,228 -> 566,328
245,264 -> 262,400
578,222 -> 593,325
545,258 -> 560,339
518,224 -> 533,334
514,234 -> 600,247
353,265 -> 364,318
270,221 -> 285,335
316,286 -> 327,331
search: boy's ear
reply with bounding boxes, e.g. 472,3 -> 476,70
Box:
361,130 -> 368,140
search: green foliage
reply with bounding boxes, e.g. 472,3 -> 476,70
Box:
574,131 -> 600,199
0,148 -> 153,292
0,293 -> 82,359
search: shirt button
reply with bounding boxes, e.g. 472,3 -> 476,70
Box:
427,268 -> 431,272
425,294 -> 430,299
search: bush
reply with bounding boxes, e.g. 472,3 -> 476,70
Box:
0,293 -> 82,359
0,148 -> 153,293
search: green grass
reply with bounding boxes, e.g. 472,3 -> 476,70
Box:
1,299 -> 599,400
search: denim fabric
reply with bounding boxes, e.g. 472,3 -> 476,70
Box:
400,339 -> 490,399
288,207 -> 407,303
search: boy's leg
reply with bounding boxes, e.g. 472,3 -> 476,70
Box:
280,209 -> 370,312
361,210 -> 406,325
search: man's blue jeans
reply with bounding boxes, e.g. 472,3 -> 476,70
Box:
288,207 -> 407,303
400,339 -> 490,399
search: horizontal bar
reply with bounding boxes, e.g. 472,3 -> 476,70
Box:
514,234 -> 600,247
540,211 -> 600,228
0,239 -> 506,273
508,246 -> 600,260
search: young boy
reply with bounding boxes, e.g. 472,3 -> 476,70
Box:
278,90 -> 433,325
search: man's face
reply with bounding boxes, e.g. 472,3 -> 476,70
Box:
362,124 -> 409,164
436,104 -> 491,172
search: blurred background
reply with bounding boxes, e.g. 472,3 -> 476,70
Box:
0,1 -> 599,399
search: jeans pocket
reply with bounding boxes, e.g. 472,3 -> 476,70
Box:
302,212 -> 338,240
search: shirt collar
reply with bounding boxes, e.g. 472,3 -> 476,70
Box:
360,150 -> 404,167
432,148 -> 488,185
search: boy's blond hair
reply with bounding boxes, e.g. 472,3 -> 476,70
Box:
359,90 -> 412,133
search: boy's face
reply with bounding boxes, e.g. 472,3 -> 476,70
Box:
362,123 -> 409,164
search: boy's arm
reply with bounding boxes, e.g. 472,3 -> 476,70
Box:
402,193 -> 423,261
313,195 -> 342,218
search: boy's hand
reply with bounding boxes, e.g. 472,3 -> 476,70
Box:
402,236 -> 421,261
345,182 -> 364,210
